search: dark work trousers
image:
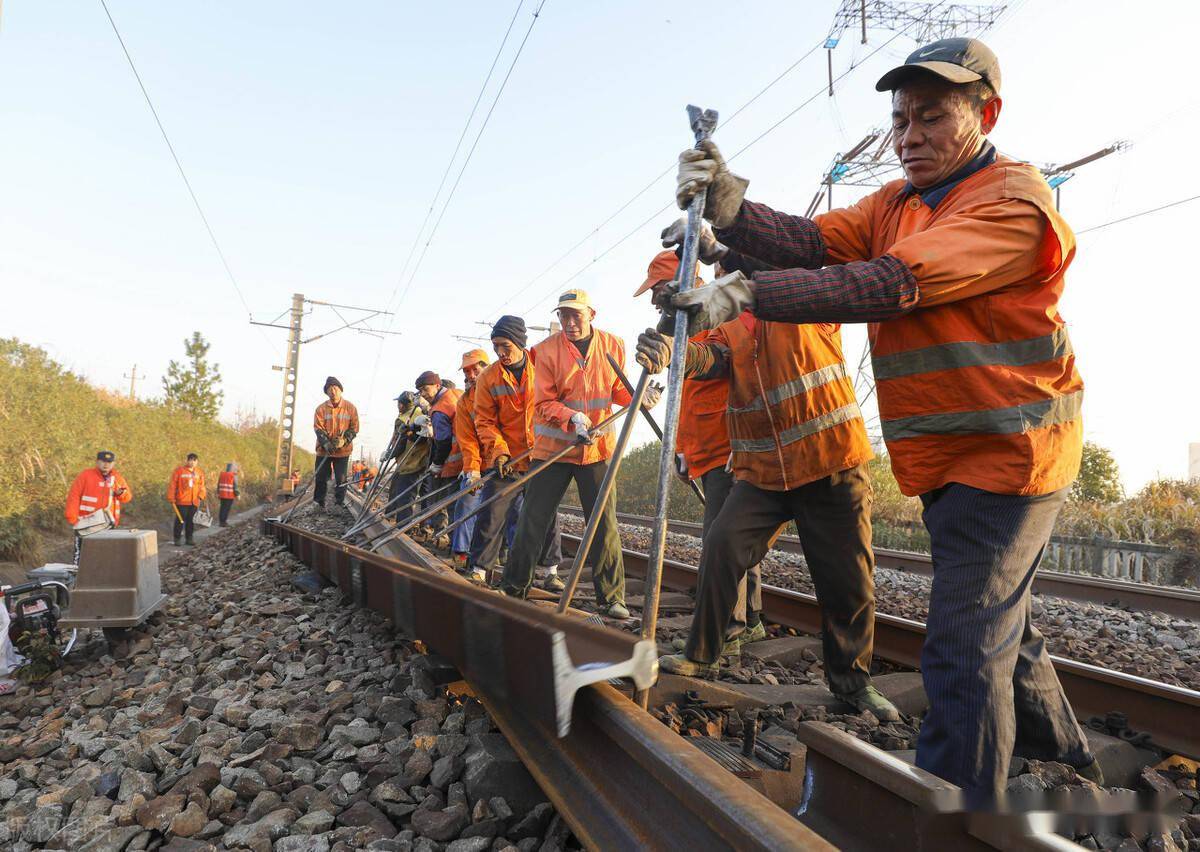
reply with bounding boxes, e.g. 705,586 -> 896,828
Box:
501,461 -> 624,605
686,464 -> 875,696
916,483 -> 1092,809
218,498 -> 235,525
388,472 -> 425,523
469,478 -> 562,570
173,504 -> 198,543
313,455 -> 350,506
700,468 -> 763,637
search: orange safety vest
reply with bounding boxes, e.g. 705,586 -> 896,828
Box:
712,313 -> 872,491
65,468 -> 132,526
443,384 -> 482,478
676,329 -> 732,481
314,399 -> 360,458
473,353 -> 537,473
167,466 -> 206,506
816,156 -> 1082,496
217,470 -> 237,500
531,330 -> 632,466
430,387 -> 464,476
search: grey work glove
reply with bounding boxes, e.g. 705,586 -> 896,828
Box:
676,140 -> 749,229
569,412 -> 594,445
671,270 -> 756,333
427,463 -> 443,475
642,381 -> 664,410
660,217 -> 728,265
635,329 -> 672,374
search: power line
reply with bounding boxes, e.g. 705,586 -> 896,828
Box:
1076,193 -> 1200,235
98,0 -> 263,333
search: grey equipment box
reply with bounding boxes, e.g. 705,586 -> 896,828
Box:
59,529 -> 167,628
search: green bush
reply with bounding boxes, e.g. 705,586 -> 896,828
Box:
0,339 -> 312,563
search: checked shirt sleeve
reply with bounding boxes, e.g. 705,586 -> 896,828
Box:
715,200 -> 826,270
753,255 -> 920,324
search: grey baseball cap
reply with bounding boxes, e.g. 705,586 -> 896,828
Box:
875,37 -> 1001,93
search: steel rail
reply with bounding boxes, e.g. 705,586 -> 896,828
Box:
261,513 -> 830,850
561,534 -> 1200,759
560,507 -> 1200,620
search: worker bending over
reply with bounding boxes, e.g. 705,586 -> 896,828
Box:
658,37 -> 1099,804
65,450 -> 132,562
388,389 -> 431,522
469,316 -> 563,583
313,376 -> 359,509
167,453 -> 206,546
352,460 -> 367,491
636,251 -> 768,660
420,371 -> 461,540
217,462 -> 239,527
446,349 -> 491,567
502,289 -> 658,618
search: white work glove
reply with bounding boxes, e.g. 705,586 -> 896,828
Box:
635,329 -> 672,374
411,414 -> 432,438
427,463 -> 443,475
671,270 -> 756,333
676,140 -> 749,229
569,412 -> 594,445
660,217 -> 727,265
460,470 -> 482,492
641,381 -> 663,410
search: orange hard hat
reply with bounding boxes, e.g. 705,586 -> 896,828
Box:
634,250 -> 681,297
460,348 -> 491,369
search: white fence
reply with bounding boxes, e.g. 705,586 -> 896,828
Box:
1043,535 -> 1175,584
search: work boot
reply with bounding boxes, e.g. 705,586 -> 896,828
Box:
184,540 -> 195,547
542,573 -> 565,592
469,567 -> 488,584
740,621 -> 767,645
173,539 -> 181,547
1074,757 -> 1105,786
219,522 -> 228,528
604,601 -> 630,620
451,553 -> 468,570
434,533 -> 451,551
658,653 -> 719,679
835,684 -> 901,722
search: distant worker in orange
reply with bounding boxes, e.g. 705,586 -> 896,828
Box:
289,469 -> 301,491
313,376 -> 359,509
500,289 -> 660,618
351,460 -> 366,491
65,450 -> 132,563
442,349 -> 490,567
216,462 -> 240,527
167,452 -> 207,546
469,316 -> 562,583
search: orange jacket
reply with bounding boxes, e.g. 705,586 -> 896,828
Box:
217,470 -> 238,500
65,467 -> 132,526
442,384 -> 483,478
676,329 -> 731,481
815,156 -> 1082,496
692,313 -> 872,491
531,330 -> 632,465
430,387 -> 463,476
314,399 -> 360,458
167,465 -> 206,506
473,354 -> 536,473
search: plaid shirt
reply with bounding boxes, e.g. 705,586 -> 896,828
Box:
716,199 -> 919,323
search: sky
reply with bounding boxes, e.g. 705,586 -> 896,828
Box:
2,0 -> 1198,493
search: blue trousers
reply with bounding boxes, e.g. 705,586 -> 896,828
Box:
916,483 -> 1092,808
450,479 -> 482,554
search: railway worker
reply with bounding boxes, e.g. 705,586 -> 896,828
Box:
313,376 -> 359,509
420,370 -> 462,540
388,389 -> 432,523
501,289 -> 660,618
65,450 -> 132,563
468,315 -> 563,584
635,250 -> 767,659
656,36 -> 1101,804
167,452 -> 207,546
216,462 -> 239,527
637,257 -> 896,725
443,349 -> 491,568
351,459 -> 366,491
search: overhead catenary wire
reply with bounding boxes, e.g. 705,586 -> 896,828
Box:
1075,193 -> 1200,236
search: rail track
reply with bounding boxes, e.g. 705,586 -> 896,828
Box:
260,493 -> 1199,850
560,507 -> 1200,620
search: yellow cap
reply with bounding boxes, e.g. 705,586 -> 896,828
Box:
555,288 -> 594,313
460,348 -> 490,369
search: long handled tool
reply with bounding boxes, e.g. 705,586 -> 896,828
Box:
345,473 -> 460,541
634,104 -> 718,710
281,453 -> 333,523
556,372 -> 652,613
606,353 -> 705,506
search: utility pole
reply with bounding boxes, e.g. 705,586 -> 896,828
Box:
252,294 -> 401,486
123,364 -> 141,400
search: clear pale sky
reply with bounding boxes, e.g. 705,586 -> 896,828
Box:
2,1 -> 1197,492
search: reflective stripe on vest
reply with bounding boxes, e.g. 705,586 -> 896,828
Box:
534,421 -> 614,442
489,385 -> 517,397
728,363 -> 848,415
872,329 -> 1073,381
446,452 -> 463,463
730,403 -> 863,454
80,495 -> 98,503
564,397 -> 612,412
881,390 -> 1083,442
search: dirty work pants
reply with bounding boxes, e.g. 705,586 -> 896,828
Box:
700,468 -> 763,637
450,479 -> 482,554
388,472 -> 424,523
502,461 -> 624,605
916,483 -> 1092,809
173,504 -> 198,543
469,477 -> 562,570
686,465 -> 874,696
218,498 -> 235,525
313,455 -> 349,507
